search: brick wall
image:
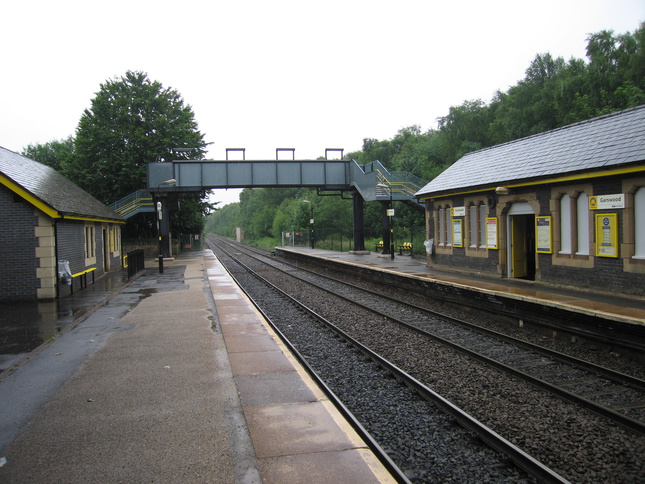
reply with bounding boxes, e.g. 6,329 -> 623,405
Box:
0,186 -> 39,300
424,176 -> 645,296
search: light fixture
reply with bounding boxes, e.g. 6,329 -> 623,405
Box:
495,186 -> 510,195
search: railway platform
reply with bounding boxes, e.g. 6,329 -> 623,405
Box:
0,250 -> 394,483
275,246 -> 645,327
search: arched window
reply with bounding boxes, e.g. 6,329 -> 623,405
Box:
446,206 -> 452,246
469,204 -> 477,248
479,204 -> 487,248
635,187 -> 645,259
438,205 -> 452,246
560,194 -> 572,254
576,193 -> 589,255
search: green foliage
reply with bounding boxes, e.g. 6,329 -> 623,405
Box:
71,70 -> 207,204
24,71 -> 210,239
23,25 -> 645,249
205,203 -> 241,238
207,24 -> 645,249
21,136 -> 75,172
172,193 -> 213,235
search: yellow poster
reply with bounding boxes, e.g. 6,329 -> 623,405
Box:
453,219 -> 463,247
595,213 -> 618,257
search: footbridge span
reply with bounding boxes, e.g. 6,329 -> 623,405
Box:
144,158 -> 425,257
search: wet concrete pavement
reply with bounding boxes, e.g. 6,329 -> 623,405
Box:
0,269 -> 132,371
0,250 -> 392,483
0,252 -> 249,482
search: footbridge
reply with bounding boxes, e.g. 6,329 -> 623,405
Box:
146,158 -> 424,203
137,158 -> 425,257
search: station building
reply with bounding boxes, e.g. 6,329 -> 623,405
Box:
416,105 -> 645,297
0,146 -> 125,301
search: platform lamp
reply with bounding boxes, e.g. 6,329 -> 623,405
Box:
302,200 -> 314,249
377,183 -> 395,260
156,178 -> 177,273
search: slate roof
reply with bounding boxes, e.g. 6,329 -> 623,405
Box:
416,105 -> 645,198
0,146 -> 124,222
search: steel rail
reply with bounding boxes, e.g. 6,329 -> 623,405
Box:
210,242 -> 411,484
209,238 -> 571,484
218,238 -> 645,436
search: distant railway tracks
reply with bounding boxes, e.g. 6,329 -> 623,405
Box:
207,236 -> 645,483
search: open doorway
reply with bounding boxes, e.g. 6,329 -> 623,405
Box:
510,215 -> 535,279
507,202 -> 536,280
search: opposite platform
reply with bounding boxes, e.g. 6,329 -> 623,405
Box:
276,246 -> 645,327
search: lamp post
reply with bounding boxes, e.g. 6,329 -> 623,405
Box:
377,183 -> 395,260
156,178 -> 177,273
302,200 -> 314,249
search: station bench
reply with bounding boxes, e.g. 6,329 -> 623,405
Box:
70,267 -> 97,295
374,241 -> 384,251
398,242 -> 413,255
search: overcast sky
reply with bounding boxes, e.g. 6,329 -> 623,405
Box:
1,0 -> 643,205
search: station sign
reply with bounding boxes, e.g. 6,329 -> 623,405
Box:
589,194 -> 625,210
451,206 -> 466,217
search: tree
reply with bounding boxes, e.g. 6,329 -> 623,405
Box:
71,71 -> 208,205
437,99 -> 492,163
22,136 -> 75,172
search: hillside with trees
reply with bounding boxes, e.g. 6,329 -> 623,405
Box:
207,25 -> 645,250
20,26 -> 644,251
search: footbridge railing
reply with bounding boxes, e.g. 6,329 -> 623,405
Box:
108,189 -> 154,219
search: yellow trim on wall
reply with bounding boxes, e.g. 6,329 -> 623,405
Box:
1,174 -> 124,224
0,173 -> 60,218
64,215 -> 126,224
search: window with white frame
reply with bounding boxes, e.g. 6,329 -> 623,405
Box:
560,192 -> 590,255
438,205 -> 452,246
635,187 -> 645,259
576,193 -> 589,255
84,224 -> 96,264
446,206 -> 452,246
468,202 -> 487,249
560,194 -> 572,254
479,204 -> 487,248
108,226 -> 122,254
469,204 -> 477,248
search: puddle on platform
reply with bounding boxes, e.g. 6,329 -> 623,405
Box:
0,271 -> 129,360
0,300 -> 67,356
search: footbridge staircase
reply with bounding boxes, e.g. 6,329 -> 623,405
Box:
109,189 -> 154,218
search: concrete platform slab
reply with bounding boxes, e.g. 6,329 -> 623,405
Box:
245,401 -> 359,458
258,448 -> 387,484
229,350 -> 296,374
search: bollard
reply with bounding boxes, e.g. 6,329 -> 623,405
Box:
158,254 -> 164,274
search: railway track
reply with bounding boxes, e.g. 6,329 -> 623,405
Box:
209,238 -> 566,483
215,237 -> 645,433
206,236 -> 645,482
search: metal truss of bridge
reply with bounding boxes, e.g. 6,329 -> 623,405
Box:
146,158 -> 424,204
110,157 -> 426,257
